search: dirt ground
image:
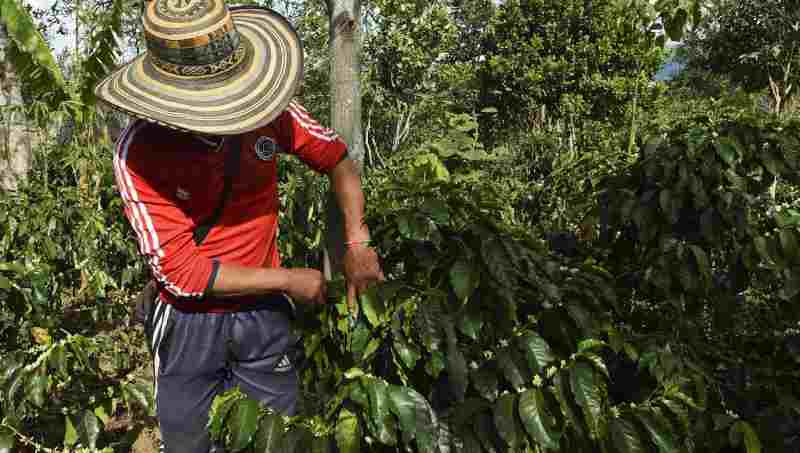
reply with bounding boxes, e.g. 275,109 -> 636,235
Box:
131,427 -> 160,453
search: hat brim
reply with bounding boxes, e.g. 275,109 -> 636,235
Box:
95,6 -> 303,136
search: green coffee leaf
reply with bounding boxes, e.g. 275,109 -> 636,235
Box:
570,361 -> 607,440
49,344 -> 67,375
94,404 -> 110,426
450,398 -> 491,428
493,393 -> 522,449
693,375 -> 707,410
311,435 -> 332,453
422,198 -> 451,224
125,382 -> 156,417
335,408 -> 361,453
351,322 -> 371,359
0,427 -> 14,453
636,409 -> 678,453
576,353 -> 610,379
457,308 -> 484,340
659,189 -> 671,218
609,416 -> 646,453
713,413 -> 735,431
453,425 -> 483,453
518,332 -> 556,373
64,415 -> 78,447
5,367 -> 25,405
0,360 -> 22,386
473,412 -> 499,453
780,230 -> 798,262
519,389 -> 560,450
754,236 -> 772,263
471,364 -> 499,401
660,399 -> 690,433
730,420 -> 761,453
426,350 -> 446,378
360,286 -> 385,328
79,410 -> 100,449
344,368 -> 365,380
364,338 -> 383,361
566,303 -> 594,337
394,336 -> 421,369
26,373 -> 47,407
254,413 -> 284,452
0,275 -> 11,290
208,389 -> 244,441
715,137 -> 739,164
497,348 -> 527,390
445,322 -> 468,403
450,259 -> 479,303
437,420 -> 454,453
70,341 -> 91,370
280,426 -> 313,453
388,385 -> 437,450
365,379 -> 398,445
418,299 -> 445,352
577,339 -> 607,354
553,372 -> 587,437
229,398 -> 260,452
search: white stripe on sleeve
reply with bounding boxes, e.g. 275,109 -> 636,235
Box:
115,122 -> 202,298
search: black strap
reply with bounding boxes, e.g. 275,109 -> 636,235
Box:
192,135 -> 241,245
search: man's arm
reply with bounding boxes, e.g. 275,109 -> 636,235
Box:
329,158 -> 386,303
211,264 -> 326,304
211,158 -> 380,305
329,158 -> 370,243
267,102 -> 383,303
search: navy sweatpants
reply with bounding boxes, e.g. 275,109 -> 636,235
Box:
145,296 -> 298,453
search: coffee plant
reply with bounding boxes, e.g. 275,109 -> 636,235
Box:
597,108 -> 800,452
0,103 -> 153,451
1,0 -> 797,450
206,115 -> 713,452
0,261 -> 154,452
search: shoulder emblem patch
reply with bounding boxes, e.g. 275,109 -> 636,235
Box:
176,187 -> 191,201
254,136 -> 279,161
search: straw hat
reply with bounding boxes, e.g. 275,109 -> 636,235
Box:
95,0 -> 303,135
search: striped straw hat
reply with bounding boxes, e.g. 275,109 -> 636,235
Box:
95,0 -> 303,135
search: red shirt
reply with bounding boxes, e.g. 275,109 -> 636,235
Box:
114,101 -> 347,312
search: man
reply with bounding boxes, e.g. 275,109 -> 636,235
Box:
95,1 -> 383,452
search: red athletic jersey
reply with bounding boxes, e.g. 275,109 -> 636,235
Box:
114,101 -> 347,311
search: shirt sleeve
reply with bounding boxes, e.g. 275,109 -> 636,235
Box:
274,100 -> 348,173
113,122 -> 216,299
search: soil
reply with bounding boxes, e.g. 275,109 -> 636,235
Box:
131,427 -> 161,453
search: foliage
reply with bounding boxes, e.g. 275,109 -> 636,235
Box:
208,116 -> 707,452
1,0 -> 124,115
77,0 -> 124,106
4,0 -> 800,451
596,104 -> 800,452
684,0 -> 800,97
0,262 -> 153,452
0,100 -> 149,450
479,0 -> 664,131
0,0 -> 68,109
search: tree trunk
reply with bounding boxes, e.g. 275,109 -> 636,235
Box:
0,24 -> 33,191
323,0 -> 362,279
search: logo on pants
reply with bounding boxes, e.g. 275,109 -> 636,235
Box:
274,354 -> 293,373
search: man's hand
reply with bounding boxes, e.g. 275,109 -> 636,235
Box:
343,243 -> 386,308
284,268 -> 327,305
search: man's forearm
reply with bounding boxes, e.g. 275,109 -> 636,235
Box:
209,263 -> 289,297
329,158 -> 370,242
